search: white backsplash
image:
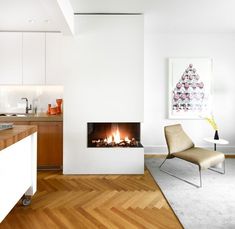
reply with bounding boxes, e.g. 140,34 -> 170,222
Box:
0,86 -> 63,114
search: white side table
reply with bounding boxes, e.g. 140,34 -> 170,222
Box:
203,138 -> 229,151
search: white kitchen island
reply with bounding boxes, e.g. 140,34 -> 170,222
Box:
0,125 -> 37,223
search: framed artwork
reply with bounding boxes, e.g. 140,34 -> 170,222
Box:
168,58 -> 212,119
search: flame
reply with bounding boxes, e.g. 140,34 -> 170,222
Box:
104,126 -> 132,145
124,136 -> 131,143
107,136 -> 112,144
113,128 -> 121,143
105,126 -> 122,144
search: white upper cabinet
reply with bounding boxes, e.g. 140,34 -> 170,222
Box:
0,32 -> 22,84
46,33 -> 66,85
23,33 -> 45,85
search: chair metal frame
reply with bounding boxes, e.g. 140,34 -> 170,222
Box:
159,156 -> 225,188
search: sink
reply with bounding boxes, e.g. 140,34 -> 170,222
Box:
0,113 -> 27,117
15,114 -> 27,117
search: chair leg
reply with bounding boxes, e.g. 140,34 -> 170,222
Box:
208,160 -> 225,174
199,168 -> 202,188
159,158 -> 202,188
159,156 -> 168,168
224,159 -> 226,174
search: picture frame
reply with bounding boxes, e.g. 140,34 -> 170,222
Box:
168,58 -> 212,119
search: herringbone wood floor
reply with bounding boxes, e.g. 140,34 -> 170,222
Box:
0,169 -> 182,229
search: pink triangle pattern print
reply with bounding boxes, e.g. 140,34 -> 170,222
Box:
172,64 -> 205,112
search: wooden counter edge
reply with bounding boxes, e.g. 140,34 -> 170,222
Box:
0,125 -> 37,151
0,115 -> 63,122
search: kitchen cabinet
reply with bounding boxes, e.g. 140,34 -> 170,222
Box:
34,121 -> 63,169
9,121 -> 63,169
23,33 -> 45,85
0,32 -> 65,86
0,126 -> 37,223
0,32 -> 46,85
0,32 -> 22,84
46,33 -> 66,85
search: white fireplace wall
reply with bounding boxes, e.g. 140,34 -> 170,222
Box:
61,15 -> 144,174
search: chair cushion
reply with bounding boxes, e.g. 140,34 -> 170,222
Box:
165,124 -> 194,154
172,147 -> 225,170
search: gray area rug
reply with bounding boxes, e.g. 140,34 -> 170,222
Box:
145,158 -> 235,229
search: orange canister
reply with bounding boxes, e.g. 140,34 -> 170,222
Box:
47,104 -> 51,114
50,107 -> 58,115
56,99 -> 63,114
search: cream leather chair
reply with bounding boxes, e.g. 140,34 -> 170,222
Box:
160,124 -> 225,188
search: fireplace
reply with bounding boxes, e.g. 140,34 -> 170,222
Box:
87,122 -> 142,147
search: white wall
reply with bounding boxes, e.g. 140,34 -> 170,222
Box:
63,15 -> 144,174
143,32 -> 235,154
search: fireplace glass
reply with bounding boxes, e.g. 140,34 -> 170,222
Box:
87,122 -> 142,147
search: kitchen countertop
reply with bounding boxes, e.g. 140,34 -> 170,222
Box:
0,113 -> 63,122
0,125 -> 37,151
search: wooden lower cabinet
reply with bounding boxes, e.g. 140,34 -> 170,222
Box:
34,122 -> 63,169
13,121 -> 63,170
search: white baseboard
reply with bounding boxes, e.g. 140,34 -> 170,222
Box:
144,145 -> 235,155
144,146 -> 167,154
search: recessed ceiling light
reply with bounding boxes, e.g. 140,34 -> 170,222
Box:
28,19 -> 36,23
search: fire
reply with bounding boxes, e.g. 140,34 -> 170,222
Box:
106,136 -> 112,144
113,128 -> 121,143
104,126 -> 129,144
124,136 -> 131,143
91,125 -> 140,147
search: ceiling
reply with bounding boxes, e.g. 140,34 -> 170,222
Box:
0,0 -> 56,31
0,0 -> 73,33
144,0 -> 235,33
71,0 -> 235,33
0,0 -> 235,33
70,0 -> 143,14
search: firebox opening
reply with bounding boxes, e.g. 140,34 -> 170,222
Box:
87,122 -> 142,147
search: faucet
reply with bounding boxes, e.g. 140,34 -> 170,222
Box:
21,97 -> 32,114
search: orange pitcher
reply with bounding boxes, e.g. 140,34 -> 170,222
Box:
56,99 -> 63,114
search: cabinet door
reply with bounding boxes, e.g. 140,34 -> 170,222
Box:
46,33 -> 66,85
10,121 -> 63,169
22,33 -> 45,85
32,122 -> 63,168
0,32 -> 22,84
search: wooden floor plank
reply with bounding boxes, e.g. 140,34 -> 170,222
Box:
111,207 -> 147,229
0,168 -> 183,229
